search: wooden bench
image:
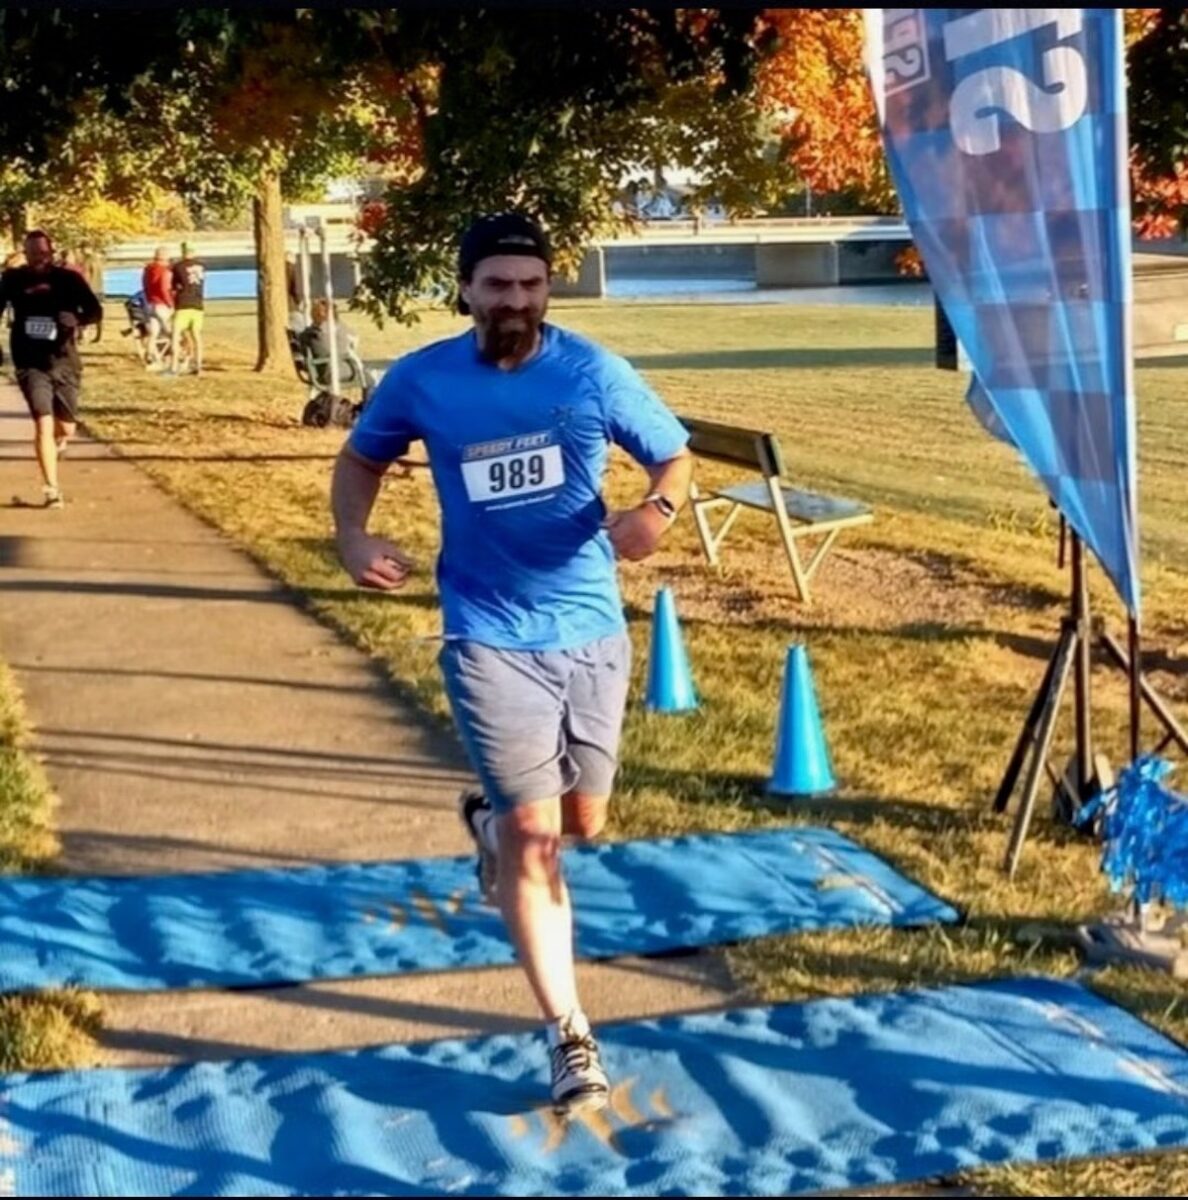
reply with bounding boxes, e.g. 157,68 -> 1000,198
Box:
682,415 -> 872,604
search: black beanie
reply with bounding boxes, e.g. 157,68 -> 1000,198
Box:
457,213 -> 551,314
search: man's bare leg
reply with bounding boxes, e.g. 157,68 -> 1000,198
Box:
33,415 -> 58,491
496,797 -> 577,1020
560,790 -> 610,841
495,792 -> 611,1110
54,417 -> 75,457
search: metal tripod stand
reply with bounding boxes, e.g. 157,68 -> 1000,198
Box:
994,529 -> 1188,878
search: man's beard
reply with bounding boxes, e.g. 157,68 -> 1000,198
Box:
477,309 -> 543,363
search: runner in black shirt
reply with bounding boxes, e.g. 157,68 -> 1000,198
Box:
0,231 -> 102,508
169,242 -> 205,376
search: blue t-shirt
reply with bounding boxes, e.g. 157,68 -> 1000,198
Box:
349,324 -> 689,651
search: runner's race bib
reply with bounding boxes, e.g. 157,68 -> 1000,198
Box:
461,431 -> 564,506
23,316 -> 57,340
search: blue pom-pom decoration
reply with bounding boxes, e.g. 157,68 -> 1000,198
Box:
1074,755 -> 1188,908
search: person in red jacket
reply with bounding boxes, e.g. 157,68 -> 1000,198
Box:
141,246 -> 174,368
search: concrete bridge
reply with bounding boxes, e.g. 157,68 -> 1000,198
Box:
103,219 -> 1188,355
106,216 -> 915,296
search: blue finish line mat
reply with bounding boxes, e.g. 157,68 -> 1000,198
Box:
0,827 -> 957,993
3,978 -> 1188,1196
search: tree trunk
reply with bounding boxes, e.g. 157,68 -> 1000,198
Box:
253,167 -> 292,374
81,250 -> 105,295
7,204 -> 27,252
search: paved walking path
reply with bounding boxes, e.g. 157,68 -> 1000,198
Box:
0,380 -> 738,1067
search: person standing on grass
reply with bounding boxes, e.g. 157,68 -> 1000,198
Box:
168,241 -> 205,376
141,246 -> 175,369
331,212 -> 692,1114
0,230 -> 102,509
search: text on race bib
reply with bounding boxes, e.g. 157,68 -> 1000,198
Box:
24,316 -> 57,340
460,431 -> 564,504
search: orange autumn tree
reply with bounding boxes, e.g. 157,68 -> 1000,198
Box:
133,11 -> 427,373
757,8 -> 892,212
1127,8 -> 1188,238
760,8 -> 1185,250
757,8 -> 919,270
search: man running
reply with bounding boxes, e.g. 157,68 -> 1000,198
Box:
331,212 -> 692,1113
0,230 -> 103,508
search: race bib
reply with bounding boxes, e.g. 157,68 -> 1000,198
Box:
460,430 -> 564,505
24,316 -> 57,340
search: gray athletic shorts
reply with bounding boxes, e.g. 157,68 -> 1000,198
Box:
439,631 -> 632,813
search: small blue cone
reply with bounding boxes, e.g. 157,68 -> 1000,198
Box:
768,644 -> 836,797
645,587 -> 698,713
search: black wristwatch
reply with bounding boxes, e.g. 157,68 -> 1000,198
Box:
644,491 -> 678,521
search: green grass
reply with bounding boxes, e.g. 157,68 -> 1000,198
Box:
0,660 -> 57,874
0,662 -> 103,1071
72,296 -> 1188,1194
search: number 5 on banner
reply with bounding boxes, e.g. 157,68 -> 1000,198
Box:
944,9 -> 1087,156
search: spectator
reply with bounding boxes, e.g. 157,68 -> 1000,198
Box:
298,297 -> 358,385
122,291 -> 154,364
141,246 -> 174,368
168,241 -> 205,376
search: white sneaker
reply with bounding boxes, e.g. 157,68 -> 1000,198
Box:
457,789 -> 498,905
42,486 -> 63,510
548,1011 -> 609,1113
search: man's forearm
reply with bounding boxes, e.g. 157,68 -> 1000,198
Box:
643,449 -> 693,511
77,283 -> 103,326
331,447 -> 385,549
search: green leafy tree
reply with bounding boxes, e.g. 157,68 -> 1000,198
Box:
129,10 -> 395,372
355,8 -> 785,323
0,9 -> 180,251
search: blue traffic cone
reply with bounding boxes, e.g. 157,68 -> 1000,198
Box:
645,587 -> 698,713
768,644 -> 836,797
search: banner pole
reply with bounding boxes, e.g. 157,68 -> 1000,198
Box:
1128,614 -> 1141,762
317,221 -> 341,397
1070,535 -> 1094,795
298,227 -> 312,328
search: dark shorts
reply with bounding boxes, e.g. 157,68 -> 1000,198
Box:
439,632 -> 632,812
16,365 -> 80,422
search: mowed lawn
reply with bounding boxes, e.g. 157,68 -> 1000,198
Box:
3,294 -> 1187,1194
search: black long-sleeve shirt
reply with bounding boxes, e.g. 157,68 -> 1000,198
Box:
0,265 -> 103,371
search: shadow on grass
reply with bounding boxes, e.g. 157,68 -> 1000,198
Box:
627,346 -> 932,371
118,452 -> 338,464
0,577 -> 365,607
731,914 -> 1079,995
623,599 -> 1059,662
632,561 -> 1063,626
618,761 -> 978,837
86,407 -> 301,430
1135,642 -> 1188,679
1138,354 -> 1188,369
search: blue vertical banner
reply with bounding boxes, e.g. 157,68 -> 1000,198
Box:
865,9 -> 1140,615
